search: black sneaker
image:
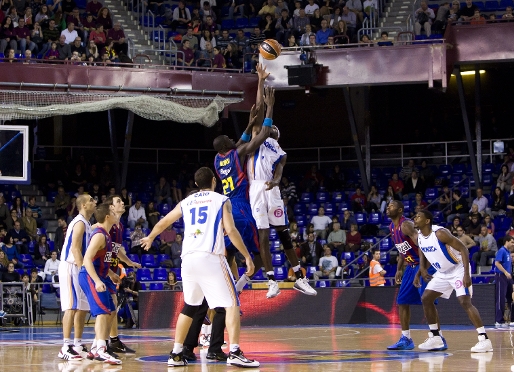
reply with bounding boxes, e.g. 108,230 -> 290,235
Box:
206,351 -> 228,361
168,351 -> 188,367
109,340 -> 136,354
182,346 -> 197,361
106,344 -> 120,359
227,348 -> 259,367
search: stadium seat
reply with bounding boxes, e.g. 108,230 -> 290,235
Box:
42,284 -> 53,293
315,280 -> 329,288
20,254 -> 34,268
338,201 -> 349,212
379,238 -> 393,251
136,268 -> 152,281
141,254 -> 157,268
140,283 -> 147,290
150,283 -> 164,290
274,266 -> 287,280
324,203 -> 334,215
438,164 -> 452,177
316,192 -> 329,202
450,174 -> 463,186
382,214 -> 392,224
483,162 -> 494,173
157,254 -> 170,266
332,192 -> 345,203
28,240 -> 35,254
293,204 -> 305,214
272,253 -> 285,266
269,228 -> 277,240
425,188 -> 437,201
295,215 -> 306,227
249,17 -> 260,27
484,0 -> 501,10
300,193 -> 313,203
171,268 -> 182,280
452,163 -> 465,174
221,19 -> 234,29
160,203 -> 171,216
482,173 -> 493,186
380,252 -> 388,264
403,203 -> 411,215
354,213 -> 367,225
343,252 -> 355,261
269,240 -> 281,252
48,241 -> 55,251
368,213 -> 381,225
460,186 -> 470,198
252,269 -> 265,280
308,203 -> 319,215
235,17 -> 248,28
123,229 -> 132,240
153,268 -> 168,281
37,228 -> 46,236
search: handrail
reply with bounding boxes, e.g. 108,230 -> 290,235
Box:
358,25 -> 405,40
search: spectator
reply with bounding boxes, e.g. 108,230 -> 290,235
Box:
341,210 -> 356,231
22,208 -> 37,241
345,223 -> 361,252
457,0 -> 477,21
503,5 -> 514,19
469,8 -> 485,24
158,224 -> 176,254
346,0 -> 364,23
274,8 -> 291,45
280,176 -> 297,206
182,27 -> 198,50
327,215 -> 339,235
332,20 -> 348,44
491,187 -> 506,218
399,159 -> 417,181
350,187 -> 367,212
128,199 -> 148,229
274,0 -> 288,17
53,217 -> 67,256
100,37 -> 117,62
9,221 -> 29,254
412,192 -> 428,211
366,185 -> 381,213
327,222 -> 346,255
212,45 -> 225,68
96,7 -> 112,30
313,245 -> 338,282
303,222 -> 316,240
335,258 -> 354,280
389,173 -> 404,197
230,0 -> 254,19
86,0 -> 102,18
36,5 -> 50,24
2,262 -> 21,282
472,225 -> 498,267
248,26 -> 265,45
414,1 -> 435,37
197,39 -> 214,65
129,223 -> 146,257
325,164 -> 344,192
369,250 -> 386,286
465,213 -> 482,239
234,29 -> 248,53
455,225 -> 476,249
11,17 -> 38,53
258,0 -> 276,16
66,196 -> 78,223
419,160 -> 435,187
43,250 -> 60,282
66,8 -> 84,37
445,189 -> 468,222
39,18 -> 60,57
0,16 -> 14,55
260,13 -> 276,39
403,171 -> 425,199
56,33 -> 71,59
380,186 -> 400,213
27,196 -> 44,228
483,214 -> 495,235
448,215 -> 461,236
106,21 -> 127,55
12,196 -> 24,218
201,14 -> 217,32
144,201 -> 160,229
289,221 -> 301,243
470,188 -> 490,216
200,29 -> 216,50
304,0 -> 319,16
508,185 -> 514,216
293,9 -> 310,39
0,195 -> 9,228
154,176 -> 172,206
0,249 -> 7,275
299,23 -> 315,45
310,207 -> 332,240
179,39 -> 195,66
2,234 -> 23,268
340,5 -> 356,41
216,28 -> 232,50
496,165 -> 513,193
433,2 -> 450,33
61,0 -> 76,15
315,18 -> 332,44
163,271 -> 182,290
33,234 -> 51,267
118,270 -> 140,328
52,10 -> 66,31
309,8 -> 322,31
169,233 -> 182,268
5,209 -> 21,231
448,0 -> 460,22
330,7 -> 343,26
222,42 -> 239,68
171,1 -> 190,31
87,39 -> 99,59
89,24 -> 106,50
438,185 -> 452,211
300,232 -> 323,266
83,13 -> 96,41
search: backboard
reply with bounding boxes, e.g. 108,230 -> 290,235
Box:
0,125 -> 30,184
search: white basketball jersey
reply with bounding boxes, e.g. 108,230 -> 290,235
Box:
60,214 -> 92,264
181,190 -> 228,256
418,225 -> 462,273
247,138 -> 286,183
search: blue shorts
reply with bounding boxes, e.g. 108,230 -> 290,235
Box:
225,199 -> 260,255
105,277 -> 117,295
78,269 -> 116,317
397,265 -> 437,305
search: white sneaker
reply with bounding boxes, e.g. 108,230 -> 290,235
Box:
95,346 -> 122,365
470,335 -> 493,353
227,348 -> 260,368
235,273 -> 251,293
266,280 -> 280,299
58,345 -> 83,361
418,332 -> 445,351
510,322 -> 514,327
73,344 -> 89,359
293,277 -> 317,296
494,322 -> 507,328
199,334 -> 210,347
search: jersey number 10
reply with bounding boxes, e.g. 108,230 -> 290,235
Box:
190,206 -> 208,225
222,176 -> 235,195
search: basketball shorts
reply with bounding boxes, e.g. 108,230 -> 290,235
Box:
397,264 -> 437,305
78,268 -> 116,317
249,180 -> 288,229
105,277 -> 117,295
59,261 -> 90,312
426,262 -> 472,299
181,251 -> 240,309
225,198 -> 260,254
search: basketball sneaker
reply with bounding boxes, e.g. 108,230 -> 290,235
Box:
266,280 -> 280,299
206,350 -> 228,361
226,348 -> 260,367
182,346 -> 197,361
293,277 -> 317,296
470,335 -> 493,353
168,351 -> 188,366
86,346 -> 96,360
73,344 -> 90,359
58,345 -> 83,361
109,339 -> 135,354
95,346 -> 122,365
441,336 -> 448,350
418,332 -> 445,351
387,335 -> 415,350
199,334 -> 210,347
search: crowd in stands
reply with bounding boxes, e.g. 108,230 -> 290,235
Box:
1,145 -> 514,293
0,0 -> 129,63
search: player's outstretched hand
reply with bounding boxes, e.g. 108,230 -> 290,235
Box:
413,274 -> 421,288
263,86 -> 275,107
140,237 -> 153,251
394,270 -> 403,285
95,281 -> 106,292
248,104 -> 260,127
245,257 -> 255,277
265,180 -> 279,190
256,63 -> 270,81
131,262 -> 142,269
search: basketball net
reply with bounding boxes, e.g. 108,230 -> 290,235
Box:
0,91 -> 243,126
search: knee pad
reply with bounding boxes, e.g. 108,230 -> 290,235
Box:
278,228 -> 293,251
181,304 -> 200,318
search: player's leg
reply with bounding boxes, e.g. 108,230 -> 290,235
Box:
419,287 -> 446,351
207,307 -> 228,361
59,310 -> 83,360
224,305 -> 258,367
183,298 -> 209,361
94,311 -> 122,365
108,292 -> 135,354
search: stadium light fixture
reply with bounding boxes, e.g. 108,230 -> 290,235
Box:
451,70 -> 486,76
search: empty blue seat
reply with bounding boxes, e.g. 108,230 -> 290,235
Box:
274,266 -> 287,280
403,203 -> 411,215
293,204 -> 305,214
452,163 -> 465,174
308,203 -> 319,215
153,29 -> 165,42
332,192 -> 345,203
42,284 -> 53,293
160,203 -> 171,215
483,162 -> 494,173
300,193 -> 313,203
141,254 -> 157,268
380,252 -> 389,264
324,203 -> 334,215
140,283 -> 147,290
157,254 -> 170,266
484,0 -> 501,10
272,253 -> 285,266
28,241 -> 35,254
382,214 -> 392,224
252,269 -> 265,280
37,228 -> 46,236
316,192 -> 329,202
269,228 -> 277,240
136,268 -> 152,281
20,254 -> 34,268
338,201 -> 349,212
235,17 -> 249,28
379,238 -> 393,250
482,173 -> 493,186
368,213 -> 381,225
316,280 -> 329,288
153,268 -> 168,281
171,268 -> 182,280
306,266 -> 317,278
249,17 -> 260,27
295,215 -> 306,227
354,213 -> 366,225
438,164 -> 452,177
221,19 -> 234,29
425,188 -> 437,200
450,174 -> 463,186
270,240 -> 281,252
150,283 -> 164,290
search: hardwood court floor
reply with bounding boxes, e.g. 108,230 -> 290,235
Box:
0,324 -> 512,371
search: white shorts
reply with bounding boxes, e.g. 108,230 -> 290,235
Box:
426,263 -> 473,299
249,181 -> 287,229
59,261 -> 90,312
181,251 -> 239,309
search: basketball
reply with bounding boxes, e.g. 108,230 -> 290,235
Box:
259,39 -> 282,60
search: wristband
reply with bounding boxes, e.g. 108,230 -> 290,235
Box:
263,118 -> 273,127
241,132 -> 251,142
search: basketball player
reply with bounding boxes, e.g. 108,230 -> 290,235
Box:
141,167 -> 259,367
79,203 -> 122,365
413,209 -> 493,353
385,200 -> 445,351
58,194 -> 96,360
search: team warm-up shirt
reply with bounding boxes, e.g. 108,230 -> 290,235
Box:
181,190 -> 228,256
90,227 -> 113,278
214,149 -> 249,200
61,214 -> 92,265
390,216 -> 420,266
109,222 -> 123,270
247,138 -> 286,183
418,225 -> 462,273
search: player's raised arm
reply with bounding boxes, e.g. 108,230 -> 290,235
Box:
435,228 -> 472,287
141,203 -> 183,251
70,221 -> 86,268
83,234 -> 107,291
222,199 -> 255,277
235,104 -> 259,148
252,63 -> 270,138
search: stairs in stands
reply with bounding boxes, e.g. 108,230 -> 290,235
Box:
18,185 -> 58,240
379,0 -> 413,38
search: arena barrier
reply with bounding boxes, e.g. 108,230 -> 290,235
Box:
138,285 -> 494,329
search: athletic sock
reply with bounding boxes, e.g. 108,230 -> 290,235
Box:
401,330 -> 411,338
429,324 -> 440,336
97,340 -> 107,351
477,327 -> 488,339
63,338 -> 71,347
292,265 -> 303,279
230,343 -> 240,353
73,338 -> 82,348
110,336 -> 120,343
235,273 -> 251,292
172,343 -> 184,354
267,271 -> 276,281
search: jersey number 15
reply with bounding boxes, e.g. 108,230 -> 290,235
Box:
190,206 -> 208,225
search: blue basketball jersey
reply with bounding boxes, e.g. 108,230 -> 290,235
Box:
214,149 -> 249,200
390,216 -> 421,266
89,227 -> 113,278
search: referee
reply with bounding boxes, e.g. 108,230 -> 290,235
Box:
494,235 -> 514,327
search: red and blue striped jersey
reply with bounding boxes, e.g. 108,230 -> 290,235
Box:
109,222 -> 124,270
389,216 -> 420,266
90,227 -> 113,278
214,149 -> 249,200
